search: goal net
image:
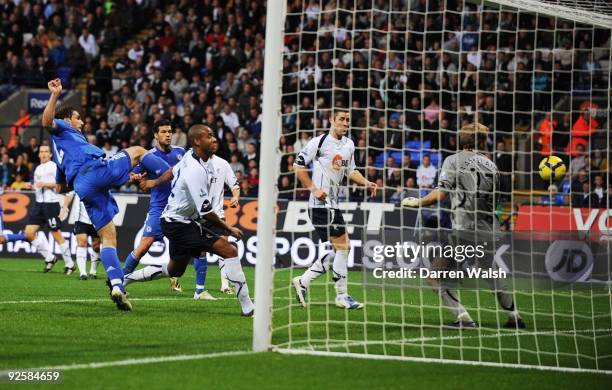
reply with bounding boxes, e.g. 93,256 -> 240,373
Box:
255,0 -> 612,373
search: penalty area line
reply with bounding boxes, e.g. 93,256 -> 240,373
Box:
0,350 -> 254,375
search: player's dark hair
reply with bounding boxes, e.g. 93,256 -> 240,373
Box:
55,106 -> 78,120
154,119 -> 172,133
333,108 -> 349,119
459,122 -> 489,151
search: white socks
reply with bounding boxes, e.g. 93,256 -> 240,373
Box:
124,264 -> 169,286
31,237 -> 55,262
90,250 -> 99,275
219,258 -> 229,290
58,241 -> 74,268
223,257 -> 254,315
76,247 -> 88,276
300,252 -> 334,288
332,250 -> 349,298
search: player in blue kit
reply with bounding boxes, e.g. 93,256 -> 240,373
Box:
122,119 -> 185,292
42,79 -> 171,311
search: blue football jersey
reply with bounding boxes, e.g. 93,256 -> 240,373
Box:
134,146 -> 185,213
49,119 -> 106,185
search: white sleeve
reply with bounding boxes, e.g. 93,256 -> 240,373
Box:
223,160 -> 239,189
184,166 -> 213,216
294,137 -> 319,167
47,164 -> 57,184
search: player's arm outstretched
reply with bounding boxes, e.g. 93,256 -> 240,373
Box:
42,79 -> 62,129
402,156 -> 453,208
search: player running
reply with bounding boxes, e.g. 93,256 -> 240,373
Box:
60,192 -> 100,280
122,119 -> 185,293
194,136 -> 241,299
291,109 -> 377,310
0,145 -> 74,273
402,122 -> 526,329
124,125 -> 255,316
42,78 -> 171,311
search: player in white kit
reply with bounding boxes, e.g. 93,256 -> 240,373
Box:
4,145 -> 74,273
60,192 -> 101,280
292,109 -> 377,310
206,137 -> 241,295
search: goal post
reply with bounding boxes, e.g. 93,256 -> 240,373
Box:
253,0 -> 285,352
255,0 -> 612,373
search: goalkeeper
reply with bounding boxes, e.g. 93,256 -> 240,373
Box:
402,122 -> 525,329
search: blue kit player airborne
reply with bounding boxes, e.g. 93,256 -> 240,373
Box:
122,119 -> 185,292
42,78 -> 171,311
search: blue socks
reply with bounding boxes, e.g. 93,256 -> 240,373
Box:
194,257 -> 208,294
123,251 -> 140,274
4,233 -> 26,242
100,246 -> 125,291
141,153 -> 170,176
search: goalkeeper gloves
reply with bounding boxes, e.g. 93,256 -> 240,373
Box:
401,197 -> 420,208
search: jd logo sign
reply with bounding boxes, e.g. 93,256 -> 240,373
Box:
545,240 -> 593,282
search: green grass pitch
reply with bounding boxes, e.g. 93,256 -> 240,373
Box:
0,258 -> 610,389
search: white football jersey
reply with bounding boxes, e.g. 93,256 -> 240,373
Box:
294,133 -> 356,209
68,192 -> 93,225
162,150 -> 215,223
209,155 -> 239,219
33,161 -> 59,203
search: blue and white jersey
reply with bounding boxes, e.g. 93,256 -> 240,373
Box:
49,119 -> 106,186
134,145 -> 185,215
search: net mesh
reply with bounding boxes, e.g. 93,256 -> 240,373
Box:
267,0 -> 612,372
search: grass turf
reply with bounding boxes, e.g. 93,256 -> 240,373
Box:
0,258 -> 610,389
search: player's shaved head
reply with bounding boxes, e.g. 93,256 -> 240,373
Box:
459,122 -> 489,150
188,124 -> 211,144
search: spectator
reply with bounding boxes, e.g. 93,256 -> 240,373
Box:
1,154 -> 15,186
169,71 -> 188,101
236,128 -> 255,155
229,154 -> 245,175
171,128 -> 188,148
571,169 -> 589,206
569,144 -> 587,177
244,142 -> 259,162
13,155 -> 29,182
540,184 -> 565,206
102,141 -> 118,158
8,135 -> 27,161
494,140 -> 512,200
578,182 -> 591,208
78,27 -> 99,62
26,136 -> 40,167
114,115 -> 135,147
591,175 -> 606,208
239,179 -> 256,197
416,154 -> 437,189
96,121 -> 113,147
278,176 -> 293,199
220,103 -> 241,133
9,173 -> 30,191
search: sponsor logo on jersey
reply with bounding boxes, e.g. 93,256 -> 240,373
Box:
332,154 -> 348,171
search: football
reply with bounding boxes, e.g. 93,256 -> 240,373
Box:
539,156 -> 567,181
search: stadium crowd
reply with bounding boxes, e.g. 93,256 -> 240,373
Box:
0,0 -> 610,211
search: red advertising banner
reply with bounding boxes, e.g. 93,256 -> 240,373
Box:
515,205 -> 612,233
